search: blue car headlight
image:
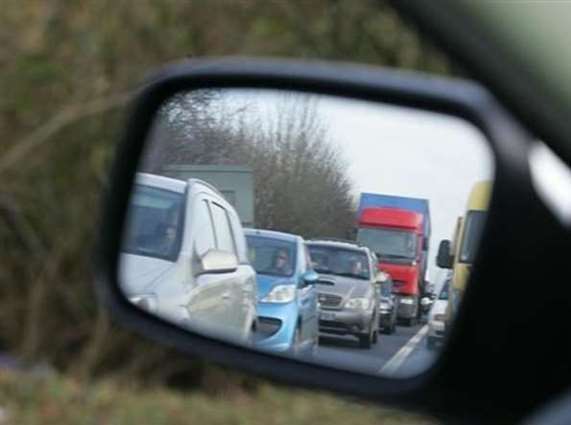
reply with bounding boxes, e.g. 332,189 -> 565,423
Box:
261,284 -> 296,303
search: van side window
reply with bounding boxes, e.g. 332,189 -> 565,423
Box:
194,199 -> 216,257
211,203 -> 237,255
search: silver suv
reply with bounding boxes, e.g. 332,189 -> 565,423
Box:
306,239 -> 381,349
119,173 -> 257,347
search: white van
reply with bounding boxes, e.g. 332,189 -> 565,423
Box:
119,173 -> 257,346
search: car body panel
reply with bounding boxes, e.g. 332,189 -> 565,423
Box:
245,229 -> 318,354
120,173 -> 257,346
307,240 -> 380,342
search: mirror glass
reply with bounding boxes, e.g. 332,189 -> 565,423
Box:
119,88 -> 494,378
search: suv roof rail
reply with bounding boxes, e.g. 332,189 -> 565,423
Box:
186,178 -> 225,198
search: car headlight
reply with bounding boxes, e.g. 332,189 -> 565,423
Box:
400,297 -> 415,305
261,284 -> 296,303
130,294 -> 158,313
433,313 -> 446,322
345,297 -> 371,310
379,301 -> 391,310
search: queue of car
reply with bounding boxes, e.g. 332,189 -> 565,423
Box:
120,173 -> 440,357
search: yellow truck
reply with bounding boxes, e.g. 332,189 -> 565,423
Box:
436,181 -> 492,325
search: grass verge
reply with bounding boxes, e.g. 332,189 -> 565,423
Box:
0,370 -> 437,425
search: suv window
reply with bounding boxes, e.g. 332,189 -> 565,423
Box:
308,244 -> 371,280
194,199 -> 216,257
211,202 -> 236,254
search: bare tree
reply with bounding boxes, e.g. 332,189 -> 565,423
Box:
237,93 -> 355,239
141,90 -> 355,239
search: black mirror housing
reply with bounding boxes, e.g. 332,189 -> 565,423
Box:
436,239 -> 453,269
95,57 -> 540,424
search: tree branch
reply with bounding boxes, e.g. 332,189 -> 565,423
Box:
0,93 -> 131,173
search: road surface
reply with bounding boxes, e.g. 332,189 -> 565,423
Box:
313,322 -> 438,377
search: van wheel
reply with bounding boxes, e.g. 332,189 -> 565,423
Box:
247,321 -> 257,348
372,329 -> 378,344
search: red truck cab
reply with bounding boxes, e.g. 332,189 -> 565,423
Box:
357,207 -> 425,325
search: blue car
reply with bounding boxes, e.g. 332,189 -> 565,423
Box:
245,229 -> 319,357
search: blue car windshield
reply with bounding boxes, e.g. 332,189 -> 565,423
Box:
246,236 -> 296,277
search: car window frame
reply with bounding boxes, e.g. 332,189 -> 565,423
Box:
209,200 -> 238,257
192,196 -> 217,258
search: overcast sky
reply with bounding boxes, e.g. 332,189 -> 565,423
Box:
205,90 -> 494,285
317,95 -> 494,284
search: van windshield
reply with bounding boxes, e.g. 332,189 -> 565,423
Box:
122,185 -> 185,261
356,228 -> 417,261
439,282 -> 450,300
459,211 -> 487,264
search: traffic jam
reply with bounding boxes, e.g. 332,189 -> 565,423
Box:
119,89 -> 493,378
120,169 -> 490,378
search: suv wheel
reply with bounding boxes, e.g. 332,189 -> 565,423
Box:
358,332 -> 372,349
405,316 -> 417,327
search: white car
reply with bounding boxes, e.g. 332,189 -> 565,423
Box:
426,279 -> 449,350
119,173 -> 257,346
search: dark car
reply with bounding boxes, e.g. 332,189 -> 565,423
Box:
377,271 -> 398,334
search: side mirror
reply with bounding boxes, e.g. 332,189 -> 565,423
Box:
196,249 -> 238,275
437,240 -> 453,269
301,270 -> 319,286
98,58 -> 515,421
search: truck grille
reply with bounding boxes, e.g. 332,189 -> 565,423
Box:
318,293 -> 342,308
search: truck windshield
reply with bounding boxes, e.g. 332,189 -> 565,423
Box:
246,236 -> 296,277
307,245 -> 370,280
459,210 -> 487,264
122,185 -> 185,261
356,228 -> 417,261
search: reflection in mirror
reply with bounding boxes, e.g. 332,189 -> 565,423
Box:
119,89 -> 494,378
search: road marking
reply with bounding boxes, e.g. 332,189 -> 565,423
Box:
379,325 -> 429,377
